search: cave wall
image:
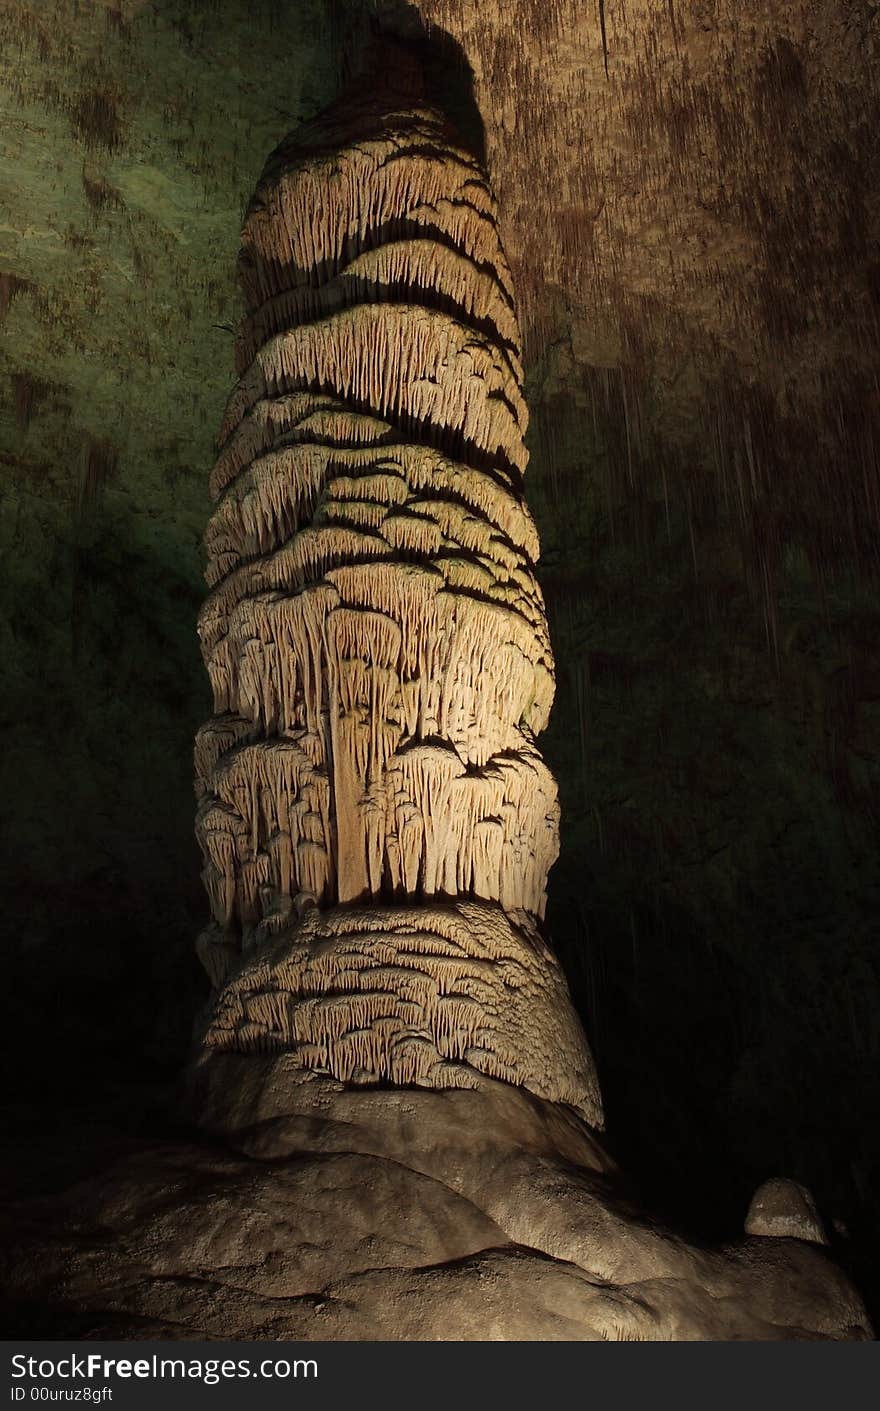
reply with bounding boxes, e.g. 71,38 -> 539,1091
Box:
0,0 -> 341,1075
1,0 -> 877,1297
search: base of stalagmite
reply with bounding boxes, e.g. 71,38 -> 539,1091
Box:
2,1057 -> 871,1340
194,900 -> 603,1127
182,1056 -> 873,1340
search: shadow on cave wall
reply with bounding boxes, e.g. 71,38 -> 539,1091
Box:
531,376 -> 880,1316
0,0 -> 350,1100
0,0 -> 483,1092
0,0 -> 877,1318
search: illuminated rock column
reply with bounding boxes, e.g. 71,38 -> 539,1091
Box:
192,75 -> 602,1127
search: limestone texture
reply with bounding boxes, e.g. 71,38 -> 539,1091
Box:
1,1071 -> 872,1340
192,59 -> 602,1127
1,1 -> 878,1336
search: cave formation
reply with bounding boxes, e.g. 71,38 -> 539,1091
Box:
1,2 -> 878,1344
177,37 -> 871,1342
191,43 -> 601,1125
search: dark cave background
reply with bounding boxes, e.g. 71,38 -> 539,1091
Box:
0,0 -> 878,1322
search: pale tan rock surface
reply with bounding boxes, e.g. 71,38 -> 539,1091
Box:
0,1074 -> 871,1340
192,50 -> 603,1132
196,82 -> 558,933
745,1178 -> 829,1246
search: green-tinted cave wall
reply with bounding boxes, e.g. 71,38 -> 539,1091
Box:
1,0 -> 878,1308
0,0 -> 341,1073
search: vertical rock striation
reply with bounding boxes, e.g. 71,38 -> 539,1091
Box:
192,55 -> 602,1126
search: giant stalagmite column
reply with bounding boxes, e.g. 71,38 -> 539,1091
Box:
191,52 -> 602,1128
180,46 -> 870,1341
